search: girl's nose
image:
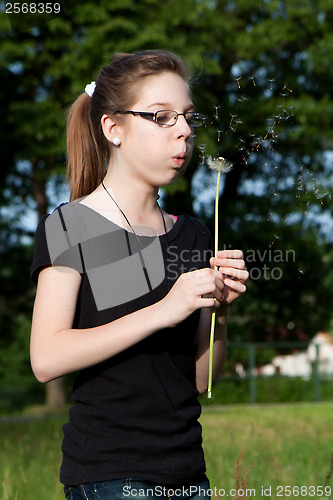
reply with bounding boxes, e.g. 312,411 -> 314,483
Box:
176,114 -> 192,139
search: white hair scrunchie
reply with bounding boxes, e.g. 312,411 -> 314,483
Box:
85,81 -> 96,97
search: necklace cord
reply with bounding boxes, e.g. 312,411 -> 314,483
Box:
101,181 -> 167,235
101,181 -> 170,292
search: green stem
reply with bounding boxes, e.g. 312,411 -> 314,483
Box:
208,170 -> 221,399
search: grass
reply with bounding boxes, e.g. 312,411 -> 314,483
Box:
201,402 -> 333,498
0,402 -> 332,499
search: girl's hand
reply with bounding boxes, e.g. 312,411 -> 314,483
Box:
161,268 -> 224,328
210,250 -> 248,306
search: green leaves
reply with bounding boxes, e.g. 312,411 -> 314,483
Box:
1,0 -> 333,365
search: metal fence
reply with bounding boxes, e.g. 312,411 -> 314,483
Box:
219,341 -> 333,404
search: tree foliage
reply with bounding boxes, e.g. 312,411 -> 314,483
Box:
1,0 -> 333,406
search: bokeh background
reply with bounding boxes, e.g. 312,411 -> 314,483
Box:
1,0 -> 333,411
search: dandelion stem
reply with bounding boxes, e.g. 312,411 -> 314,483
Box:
208,170 -> 221,399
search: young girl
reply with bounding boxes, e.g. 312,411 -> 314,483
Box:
30,50 -> 248,499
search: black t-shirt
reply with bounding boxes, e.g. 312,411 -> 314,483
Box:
30,201 -> 214,486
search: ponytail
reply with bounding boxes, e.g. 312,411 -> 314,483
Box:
66,50 -> 189,200
66,92 -> 108,200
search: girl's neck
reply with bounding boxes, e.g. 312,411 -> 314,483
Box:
79,174 -> 173,235
101,169 -> 160,220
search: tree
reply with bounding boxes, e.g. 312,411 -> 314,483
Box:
1,0 -> 333,408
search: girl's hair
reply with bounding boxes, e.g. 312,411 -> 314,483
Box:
66,50 -> 190,200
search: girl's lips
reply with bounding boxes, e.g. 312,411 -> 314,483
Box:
172,155 -> 186,167
172,157 -> 185,167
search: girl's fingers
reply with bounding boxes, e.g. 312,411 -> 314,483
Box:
207,250 -> 248,305
185,267 -> 222,280
201,293 -> 222,307
195,272 -> 224,301
211,257 -> 246,269
219,267 -> 249,281
223,278 -> 247,293
195,278 -> 224,299
216,250 -> 244,259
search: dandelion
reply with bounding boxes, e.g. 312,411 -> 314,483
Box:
207,156 -> 233,174
206,155 -> 233,399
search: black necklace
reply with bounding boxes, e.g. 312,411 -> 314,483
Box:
101,181 -> 167,236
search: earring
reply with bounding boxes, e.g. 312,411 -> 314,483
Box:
112,137 -> 121,146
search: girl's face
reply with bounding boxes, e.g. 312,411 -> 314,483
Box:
118,72 -> 195,187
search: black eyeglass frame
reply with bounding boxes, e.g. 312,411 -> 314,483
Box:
115,110 -> 206,128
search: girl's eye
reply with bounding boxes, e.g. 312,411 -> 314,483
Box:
156,111 -> 174,124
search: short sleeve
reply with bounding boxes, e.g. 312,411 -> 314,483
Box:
30,214 -> 52,285
30,204 -> 84,285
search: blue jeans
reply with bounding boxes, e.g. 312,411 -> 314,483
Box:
64,475 -> 211,499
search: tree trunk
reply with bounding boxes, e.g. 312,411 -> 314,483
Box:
33,170 -> 67,410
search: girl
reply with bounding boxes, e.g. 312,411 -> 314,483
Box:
30,50 -> 248,499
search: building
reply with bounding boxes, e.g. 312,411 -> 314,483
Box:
259,332 -> 333,378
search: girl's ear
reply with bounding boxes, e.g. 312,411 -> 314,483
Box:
101,114 -> 121,144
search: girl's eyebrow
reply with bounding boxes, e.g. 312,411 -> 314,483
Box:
146,102 -> 169,109
146,102 -> 195,111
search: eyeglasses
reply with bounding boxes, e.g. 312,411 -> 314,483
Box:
115,109 -> 206,128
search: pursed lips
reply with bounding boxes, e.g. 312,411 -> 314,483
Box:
172,152 -> 187,167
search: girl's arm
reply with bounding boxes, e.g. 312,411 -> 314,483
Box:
31,265 -> 224,383
30,267 -> 171,383
194,250 -> 248,393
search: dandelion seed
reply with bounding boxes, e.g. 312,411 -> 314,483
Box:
236,138 -> 246,151
250,75 -> 256,86
314,185 -> 330,200
237,96 -> 249,104
198,145 -> 207,166
198,144 -> 206,157
236,77 -> 241,88
229,114 -> 237,126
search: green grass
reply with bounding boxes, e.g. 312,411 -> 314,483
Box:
0,403 -> 332,499
201,402 -> 333,499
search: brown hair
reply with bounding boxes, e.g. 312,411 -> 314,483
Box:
66,50 -> 190,200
